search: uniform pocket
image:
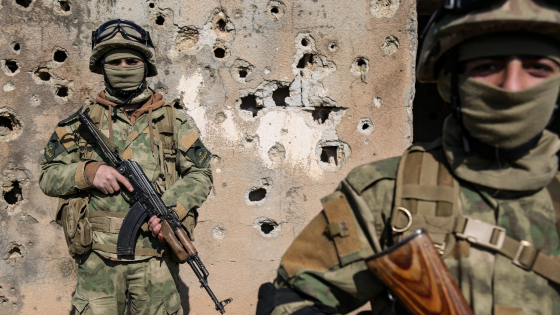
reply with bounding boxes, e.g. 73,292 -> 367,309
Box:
164,292 -> 182,315
61,196 -> 92,259
71,291 -> 91,314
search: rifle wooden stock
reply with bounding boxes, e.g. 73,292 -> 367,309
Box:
366,230 -> 472,315
160,221 -> 189,262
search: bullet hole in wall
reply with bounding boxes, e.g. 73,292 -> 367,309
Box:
261,222 -> 275,234
357,58 -> 367,68
0,109 -> 22,140
297,54 -> 314,69
267,1 -> 285,21
149,2 -> 154,8
214,47 -> 226,59
239,69 -> 248,78
5,61 -> 19,73
312,108 -> 331,124
16,0 -> 32,8
254,218 -> 280,237
0,117 -> 14,136
53,50 -> 67,63
272,87 -> 290,106
268,143 -> 286,163
7,246 -> 22,259
56,86 -> 68,98
38,71 -> 50,81
3,181 -> 23,205
155,15 -> 165,25
240,95 -> 260,117
357,118 -> 374,135
328,41 -> 338,52
12,43 -> 20,52
301,38 -> 309,47
320,146 -> 339,165
217,18 -> 227,32
249,188 -> 267,202
58,0 -> 70,12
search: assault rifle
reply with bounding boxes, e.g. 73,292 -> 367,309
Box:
366,229 -> 473,315
73,106 -> 232,314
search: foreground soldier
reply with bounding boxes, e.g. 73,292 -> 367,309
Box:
257,0 -> 560,314
40,20 -> 212,314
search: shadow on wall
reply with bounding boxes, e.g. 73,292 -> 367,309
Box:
67,279 -> 191,314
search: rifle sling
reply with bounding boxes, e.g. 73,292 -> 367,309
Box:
453,216 -> 560,284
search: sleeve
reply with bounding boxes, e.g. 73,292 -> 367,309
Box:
260,159 -> 400,315
160,115 -> 213,224
39,124 -> 93,197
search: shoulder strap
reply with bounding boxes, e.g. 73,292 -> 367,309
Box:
545,173 -> 560,237
154,104 -> 178,189
89,103 -> 106,127
390,138 -> 460,254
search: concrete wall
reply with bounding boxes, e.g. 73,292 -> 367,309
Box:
0,0 -> 417,314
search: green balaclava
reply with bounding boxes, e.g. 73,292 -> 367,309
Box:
102,48 -> 151,104
438,33 -> 560,151
439,33 -> 560,191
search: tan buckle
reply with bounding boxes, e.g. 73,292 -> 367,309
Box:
455,217 -> 505,251
513,240 -> 536,271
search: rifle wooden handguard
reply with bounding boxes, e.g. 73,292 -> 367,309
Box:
161,221 -> 189,262
366,229 -> 473,315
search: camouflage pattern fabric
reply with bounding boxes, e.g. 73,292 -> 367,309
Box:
71,252 -> 182,315
39,101 -> 213,260
271,154 -> 560,315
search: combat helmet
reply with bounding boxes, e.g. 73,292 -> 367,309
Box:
90,19 -> 157,77
417,0 -> 560,83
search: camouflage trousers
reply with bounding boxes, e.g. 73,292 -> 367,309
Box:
71,252 -> 182,315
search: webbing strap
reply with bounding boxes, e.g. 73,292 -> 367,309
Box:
453,216 -> 560,284
92,244 -> 169,257
154,104 -> 178,189
89,211 -> 148,233
391,139 -> 459,236
545,173 -> 560,237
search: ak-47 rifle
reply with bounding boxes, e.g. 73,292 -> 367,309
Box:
366,229 -> 473,315
72,106 -> 232,314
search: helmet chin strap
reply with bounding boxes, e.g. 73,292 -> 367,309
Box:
100,59 -> 149,106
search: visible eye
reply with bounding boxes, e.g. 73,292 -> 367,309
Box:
107,60 -> 122,66
464,59 -> 504,77
125,58 -> 143,66
523,59 -> 558,77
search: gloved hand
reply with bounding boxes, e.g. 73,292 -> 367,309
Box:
183,210 -> 197,241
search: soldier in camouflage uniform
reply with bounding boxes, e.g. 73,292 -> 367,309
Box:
39,20 -> 213,314
256,1 -> 560,314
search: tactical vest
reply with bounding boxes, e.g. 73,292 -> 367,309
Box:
76,102 -> 194,257
388,139 -> 560,285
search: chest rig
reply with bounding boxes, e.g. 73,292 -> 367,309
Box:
390,139 -> 560,284
78,102 -> 179,190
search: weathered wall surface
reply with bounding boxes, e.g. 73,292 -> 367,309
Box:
0,0 -> 417,314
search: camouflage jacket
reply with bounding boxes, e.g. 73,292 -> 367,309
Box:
271,146 -> 560,315
39,101 -> 213,261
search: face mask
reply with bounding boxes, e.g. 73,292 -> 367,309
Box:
458,74 -> 560,149
103,63 -> 145,91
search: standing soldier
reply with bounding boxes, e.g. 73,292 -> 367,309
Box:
257,0 -> 560,314
40,19 -> 213,314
